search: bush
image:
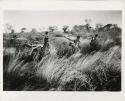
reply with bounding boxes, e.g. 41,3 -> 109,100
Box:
100,39 -> 114,51
80,39 -> 101,54
3,43 -> 121,91
3,25 -> 121,91
56,42 -> 78,58
3,47 -> 51,91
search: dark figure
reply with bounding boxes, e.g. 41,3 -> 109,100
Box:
94,34 -> 98,40
43,31 -> 50,54
90,34 -> 99,52
90,34 -> 98,43
25,31 -> 50,62
74,36 -> 80,45
44,31 -> 49,46
73,35 -> 81,50
69,42 -> 78,54
73,35 -> 80,47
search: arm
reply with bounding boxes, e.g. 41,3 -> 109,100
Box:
63,36 -> 74,42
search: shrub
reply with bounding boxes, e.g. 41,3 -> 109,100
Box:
56,42 -> 78,58
100,39 -> 114,52
3,29 -> 121,91
80,39 -> 101,54
3,47 -> 51,91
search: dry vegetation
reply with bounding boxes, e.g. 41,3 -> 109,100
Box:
3,23 -> 121,91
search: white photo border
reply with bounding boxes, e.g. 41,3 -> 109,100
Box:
0,0 -> 125,101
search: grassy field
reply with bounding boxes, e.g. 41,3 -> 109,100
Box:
3,24 -> 121,91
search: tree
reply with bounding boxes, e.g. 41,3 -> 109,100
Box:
48,26 -> 58,32
113,24 -> 118,28
11,29 -> 15,34
103,24 -> 112,31
96,23 -> 103,29
31,28 -> 37,33
4,24 -> 13,34
39,27 -> 45,32
21,27 -> 26,33
84,19 -> 92,32
85,19 -> 91,25
62,25 -> 69,33
95,23 -> 103,32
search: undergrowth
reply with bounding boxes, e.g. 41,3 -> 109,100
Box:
3,41 -> 121,91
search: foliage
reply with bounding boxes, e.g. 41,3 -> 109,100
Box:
3,23 -> 121,91
48,26 -> 58,32
62,25 -> 69,33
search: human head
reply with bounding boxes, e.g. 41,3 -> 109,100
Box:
95,34 -> 98,38
77,36 -> 80,39
69,42 -> 72,46
45,31 -> 49,35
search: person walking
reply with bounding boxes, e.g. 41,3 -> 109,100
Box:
90,34 -> 98,51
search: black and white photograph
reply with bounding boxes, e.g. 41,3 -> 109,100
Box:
3,10 -> 122,91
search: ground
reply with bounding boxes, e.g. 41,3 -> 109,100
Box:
3,26 -> 121,91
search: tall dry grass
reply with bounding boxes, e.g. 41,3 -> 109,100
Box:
3,34 -> 121,91
35,45 -> 121,91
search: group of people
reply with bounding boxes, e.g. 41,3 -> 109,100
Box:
69,34 -> 98,52
28,31 -> 50,62
18,31 -> 98,62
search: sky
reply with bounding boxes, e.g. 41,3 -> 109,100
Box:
4,11 -> 122,32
